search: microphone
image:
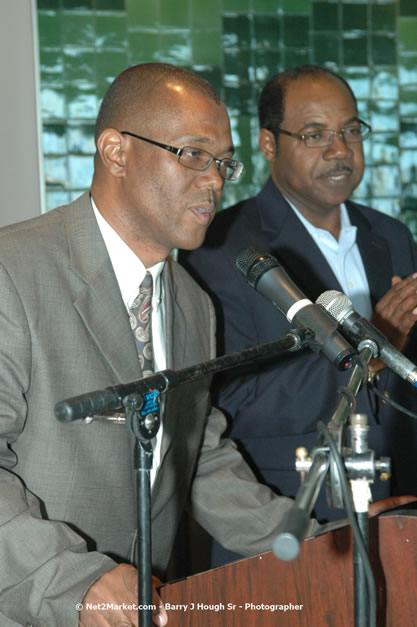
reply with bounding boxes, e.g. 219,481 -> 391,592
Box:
235,247 -> 356,370
317,290 -> 417,388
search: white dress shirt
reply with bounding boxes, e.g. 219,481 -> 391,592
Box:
91,197 -> 165,486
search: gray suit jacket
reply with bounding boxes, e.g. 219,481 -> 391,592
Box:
0,194 -> 297,626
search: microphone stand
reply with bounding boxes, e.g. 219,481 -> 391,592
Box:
349,413 -> 372,627
56,329 -> 315,626
123,392 -> 160,627
273,344 -> 390,627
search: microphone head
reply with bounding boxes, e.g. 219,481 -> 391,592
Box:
236,246 -> 280,288
316,290 -> 353,322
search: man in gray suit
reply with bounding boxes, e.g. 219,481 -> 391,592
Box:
0,64 -> 311,626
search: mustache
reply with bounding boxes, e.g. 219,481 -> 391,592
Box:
321,162 -> 353,176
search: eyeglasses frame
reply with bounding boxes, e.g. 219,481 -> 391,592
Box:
274,119 -> 372,148
120,130 -> 244,181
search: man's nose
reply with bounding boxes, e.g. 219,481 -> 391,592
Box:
322,131 -> 352,158
197,160 -> 225,190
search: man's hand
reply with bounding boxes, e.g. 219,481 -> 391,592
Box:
372,273 -> 417,352
369,273 -> 417,375
79,564 -> 168,626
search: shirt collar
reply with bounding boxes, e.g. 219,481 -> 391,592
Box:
90,195 -> 165,309
286,198 -> 356,247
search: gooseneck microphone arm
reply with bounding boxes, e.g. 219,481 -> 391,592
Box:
317,290 -> 417,388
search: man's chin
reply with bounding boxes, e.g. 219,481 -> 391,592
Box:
316,183 -> 358,208
180,227 -> 211,252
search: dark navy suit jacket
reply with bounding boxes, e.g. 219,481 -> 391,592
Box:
181,177 -> 417,524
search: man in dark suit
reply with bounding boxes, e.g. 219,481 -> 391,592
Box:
0,63 -> 315,627
181,65 -> 417,565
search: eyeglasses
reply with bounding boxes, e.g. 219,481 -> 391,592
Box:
121,131 -> 244,181
275,119 -> 372,149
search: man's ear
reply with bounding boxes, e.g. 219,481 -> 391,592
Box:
259,128 -> 277,162
96,128 -> 127,176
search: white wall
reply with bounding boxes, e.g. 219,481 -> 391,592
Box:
0,0 -> 43,228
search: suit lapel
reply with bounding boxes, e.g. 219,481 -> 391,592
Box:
257,181 -> 344,300
347,201 -> 393,306
158,260 -> 187,462
162,259 -> 183,371
151,260 -> 189,513
65,193 -> 140,384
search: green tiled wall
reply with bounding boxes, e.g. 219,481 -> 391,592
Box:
37,0 -> 417,238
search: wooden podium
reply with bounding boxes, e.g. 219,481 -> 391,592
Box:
159,511 -> 417,626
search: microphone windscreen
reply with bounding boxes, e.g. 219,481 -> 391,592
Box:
236,246 -> 280,288
316,290 -> 353,321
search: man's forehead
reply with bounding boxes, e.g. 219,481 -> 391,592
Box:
286,74 -> 354,104
284,76 -> 356,120
164,103 -> 232,144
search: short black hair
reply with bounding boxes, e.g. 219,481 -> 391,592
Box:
258,65 -> 358,140
94,63 -> 221,145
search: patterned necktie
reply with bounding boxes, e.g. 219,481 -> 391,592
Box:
129,271 -> 155,377
129,271 -> 161,433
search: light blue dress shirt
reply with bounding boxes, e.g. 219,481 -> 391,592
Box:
288,200 -> 373,320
